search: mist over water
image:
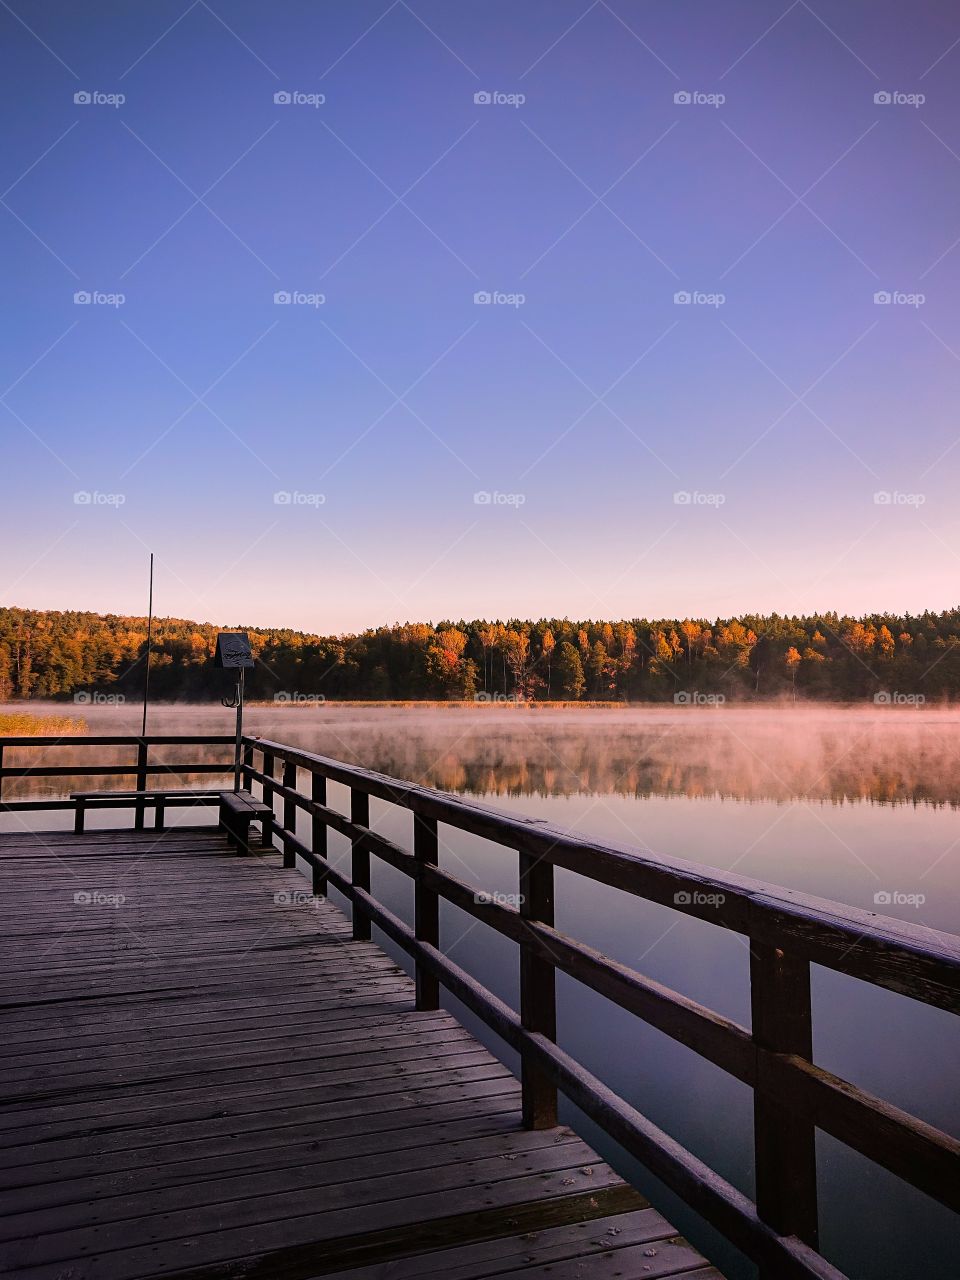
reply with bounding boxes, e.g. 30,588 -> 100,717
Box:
16,699 -> 960,802
5,703 -> 959,929
241,702 -> 960,807
4,702 -> 958,1280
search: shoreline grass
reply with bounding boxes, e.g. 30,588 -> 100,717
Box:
0,712 -> 88,735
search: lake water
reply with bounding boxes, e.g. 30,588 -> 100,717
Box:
4,703 -> 959,1279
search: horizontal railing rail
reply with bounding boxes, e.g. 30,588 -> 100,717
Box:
0,735 -> 236,824
242,735 -> 960,1280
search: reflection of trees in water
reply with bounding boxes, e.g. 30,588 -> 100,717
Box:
255,718 -> 960,808
6,713 -> 960,807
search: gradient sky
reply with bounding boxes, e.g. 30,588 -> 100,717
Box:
3,0 -> 960,633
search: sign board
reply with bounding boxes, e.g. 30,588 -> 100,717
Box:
215,632 -> 254,669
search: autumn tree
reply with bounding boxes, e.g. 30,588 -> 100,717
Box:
785,646 -> 801,699
680,620 -> 703,664
426,627 -> 471,698
555,642 -> 586,700
718,621 -> 757,669
541,628 -> 555,698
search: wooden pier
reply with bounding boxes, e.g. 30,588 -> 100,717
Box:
0,824 -> 717,1280
1,732 -> 958,1280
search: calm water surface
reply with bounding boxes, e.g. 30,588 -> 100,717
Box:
4,704 -> 959,1280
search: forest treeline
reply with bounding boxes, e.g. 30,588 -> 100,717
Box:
2,605 -> 959,703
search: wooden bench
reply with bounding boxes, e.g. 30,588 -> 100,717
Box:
219,788 -> 274,853
71,788 -> 225,833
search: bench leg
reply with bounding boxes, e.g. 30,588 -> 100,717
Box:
74,800 -> 85,834
155,800 -> 165,831
260,813 -> 274,849
218,803 -> 235,848
239,815 -> 256,856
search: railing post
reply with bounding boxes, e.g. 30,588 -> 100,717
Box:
241,741 -> 253,791
0,743 -> 5,810
351,788 -> 371,941
282,761 -> 297,867
750,940 -> 819,1264
258,751 -> 275,850
262,750 -> 275,811
519,852 -> 558,1129
413,812 -> 440,1010
311,771 -> 327,896
134,740 -> 148,830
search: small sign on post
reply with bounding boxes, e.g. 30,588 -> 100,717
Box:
216,633 -> 254,791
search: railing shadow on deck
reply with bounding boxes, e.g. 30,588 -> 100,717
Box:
1,732 -> 958,1280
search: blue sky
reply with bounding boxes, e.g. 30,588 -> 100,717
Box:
3,0 -> 960,632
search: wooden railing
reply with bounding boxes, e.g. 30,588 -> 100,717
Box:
241,735 -> 960,1280
0,735 -> 235,827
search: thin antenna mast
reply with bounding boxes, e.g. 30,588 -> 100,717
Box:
141,553 -> 154,737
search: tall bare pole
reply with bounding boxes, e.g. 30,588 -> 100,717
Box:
141,553 -> 154,737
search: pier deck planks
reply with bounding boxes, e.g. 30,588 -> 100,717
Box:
0,825 -> 721,1280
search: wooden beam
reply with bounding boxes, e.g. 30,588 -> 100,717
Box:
311,772 -> 327,897
413,811 -> 439,1011
519,852 -> 557,1129
750,942 -> 819,1258
351,788 -> 371,941
282,762 -> 298,867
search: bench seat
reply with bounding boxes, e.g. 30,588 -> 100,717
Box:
70,788 -> 225,832
218,789 -> 274,853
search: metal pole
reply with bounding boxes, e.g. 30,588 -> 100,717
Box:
141,553 -> 154,737
234,666 -> 244,792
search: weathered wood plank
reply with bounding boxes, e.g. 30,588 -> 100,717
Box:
318,1208 -> 676,1279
